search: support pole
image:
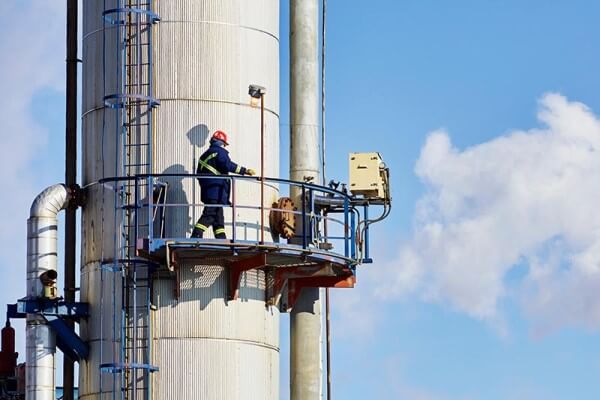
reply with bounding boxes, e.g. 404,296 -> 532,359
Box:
325,287 -> 331,400
290,0 -> 321,399
260,93 -> 265,244
63,1 -> 78,399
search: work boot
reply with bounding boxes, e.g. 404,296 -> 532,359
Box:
190,228 -> 204,238
214,227 -> 227,239
191,223 -> 208,238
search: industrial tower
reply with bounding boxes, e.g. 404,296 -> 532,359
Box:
8,1 -> 391,400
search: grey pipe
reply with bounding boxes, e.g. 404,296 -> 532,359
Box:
26,184 -> 72,400
289,0 -> 322,399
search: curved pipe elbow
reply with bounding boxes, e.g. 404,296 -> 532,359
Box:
30,184 -> 71,218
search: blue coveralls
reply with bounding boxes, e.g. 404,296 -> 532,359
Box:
191,141 -> 247,238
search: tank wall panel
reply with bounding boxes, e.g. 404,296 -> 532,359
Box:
153,339 -> 279,400
81,0 -> 281,398
153,262 -> 279,346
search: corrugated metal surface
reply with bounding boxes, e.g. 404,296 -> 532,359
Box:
152,262 -> 279,399
78,262 -> 122,399
152,339 -> 279,400
153,262 -> 279,346
81,0 -> 281,398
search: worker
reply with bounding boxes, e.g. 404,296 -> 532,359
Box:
191,130 -> 256,238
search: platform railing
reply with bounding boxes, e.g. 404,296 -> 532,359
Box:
96,173 -> 360,264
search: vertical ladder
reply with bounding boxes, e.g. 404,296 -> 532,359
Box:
101,2 -> 160,400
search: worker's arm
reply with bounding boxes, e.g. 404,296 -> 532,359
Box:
217,151 -> 249,175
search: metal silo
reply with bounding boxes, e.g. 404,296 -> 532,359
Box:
80,1 -> 280,399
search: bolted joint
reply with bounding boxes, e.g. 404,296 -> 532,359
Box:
67,184 -> 85,209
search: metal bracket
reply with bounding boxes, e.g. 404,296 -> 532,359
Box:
286,276 -> 355,311
7,299 -> 90,362
45,315 -> 89,362
67,183 -> 84,209
13,298 -> 89,320
228,253 -> 268,300
100,363 -> 159,374
270,265 -> 356,311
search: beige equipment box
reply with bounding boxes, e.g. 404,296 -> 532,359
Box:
349,152 -> 387,199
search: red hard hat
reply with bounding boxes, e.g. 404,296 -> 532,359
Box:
211,130 -> 229,145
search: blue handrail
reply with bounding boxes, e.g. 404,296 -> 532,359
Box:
93,173 -> 361,265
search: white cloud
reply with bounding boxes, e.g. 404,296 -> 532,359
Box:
0,1 -> 65,350
377,93 -> 600,333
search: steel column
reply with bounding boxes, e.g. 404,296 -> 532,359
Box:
290,0 -> 322,399
63,1 -> 78,398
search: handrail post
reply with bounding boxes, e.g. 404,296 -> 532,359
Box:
350,209 -> 356,260
308,188 -> 314,245
148,175 -> 153,242
232,177 -> 236,246
134,177 -> 139,247
363,205 -> 370,262
343,197 -> 349,258
260,93 -> 265,245
301,184 -> 307,249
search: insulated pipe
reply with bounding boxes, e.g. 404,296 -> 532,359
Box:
290,1 -> 322,399
26,184 -> 72,400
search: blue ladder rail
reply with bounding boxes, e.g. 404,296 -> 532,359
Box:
100,1 -> 160,400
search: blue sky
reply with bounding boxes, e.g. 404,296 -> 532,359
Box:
2,1 -> 600,399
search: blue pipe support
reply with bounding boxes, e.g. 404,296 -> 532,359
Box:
15,299 -> 89,319
363,205 -> 372,263
350,211 -> 356,260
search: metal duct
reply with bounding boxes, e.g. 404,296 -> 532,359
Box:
26,184 -> 72,400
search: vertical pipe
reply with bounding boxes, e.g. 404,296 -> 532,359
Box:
321,0 -> 327,186
27,184 -> 72,400
364,205 -> 370,261
63,1 -> 78,399
325,287 -> 331,400
290,0 -> 322,399
320,3 -> 331,397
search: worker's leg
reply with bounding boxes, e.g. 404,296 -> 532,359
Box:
213,206 -> 226,239
191,203 -> 216,238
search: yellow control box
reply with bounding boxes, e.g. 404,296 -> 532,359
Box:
349,152 -> 387,199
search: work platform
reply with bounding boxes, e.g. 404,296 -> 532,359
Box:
138,238 -> 356,310
90,173 -> 384,311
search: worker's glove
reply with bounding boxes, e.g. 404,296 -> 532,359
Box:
246,168 -> 257,176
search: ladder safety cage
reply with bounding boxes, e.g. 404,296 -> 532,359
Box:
100,1 -> 160,400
